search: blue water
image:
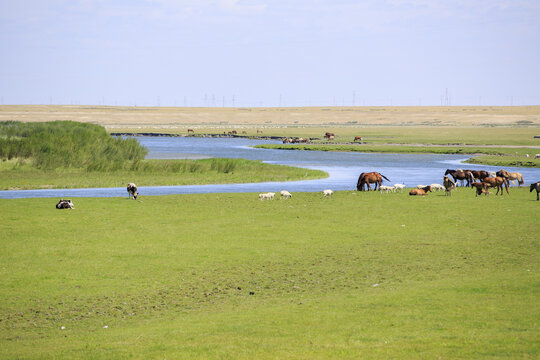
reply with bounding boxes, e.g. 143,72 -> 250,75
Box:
1,136 -> 538,199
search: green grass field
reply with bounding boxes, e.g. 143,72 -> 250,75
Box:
0,158 -> 326,190
1,188 -> 538,359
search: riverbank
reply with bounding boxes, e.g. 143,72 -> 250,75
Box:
253,143 -> 540,168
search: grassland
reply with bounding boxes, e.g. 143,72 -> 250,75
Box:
1,188 -> 538,359
0,158 -> 326,190
1,105 -> 539,127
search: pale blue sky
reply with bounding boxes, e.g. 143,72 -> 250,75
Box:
1,0 -> 539,106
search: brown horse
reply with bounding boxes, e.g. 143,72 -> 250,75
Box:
482,177 -> 509,196
356,172 -> 391,191
354,136 -> 362,142
530,182 -> 540,201
444,169 -> 473,187
471,182 -> 489,197
470,170 -> 489,182
496,169 -> 524,187
409,185 -> 431,196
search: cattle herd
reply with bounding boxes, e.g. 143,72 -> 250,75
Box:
55,169 -> 540,209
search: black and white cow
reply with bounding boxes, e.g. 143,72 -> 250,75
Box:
56,199 -> 74,209
127,183 -> 138,199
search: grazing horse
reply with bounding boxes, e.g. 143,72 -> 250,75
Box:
356,172 -> 391,191
496,170 -> 524,187
471,182 -> 489,197
530,182 -> 540,201
187,128 -> 194,133
409,186 -> 431,196
482,177 -> 509,196
354,136 -> 362,142
444,169 -> 473,187
127,183 -> 139,199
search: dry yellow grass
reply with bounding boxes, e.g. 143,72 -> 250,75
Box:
1,105 -> 539,129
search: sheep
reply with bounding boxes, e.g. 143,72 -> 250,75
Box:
323,189 -> 333,197
280,190 -> 292,199
393,184 -> 405,192
416,184 -> 427,189
258,192 -> 275,200
535,154 -> 540,159
430,183 -> 445,191
379,185 -> 393,193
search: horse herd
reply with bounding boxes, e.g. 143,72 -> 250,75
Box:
355,169 -> 539,200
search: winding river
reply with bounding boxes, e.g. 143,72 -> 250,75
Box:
1,136 -> 538,199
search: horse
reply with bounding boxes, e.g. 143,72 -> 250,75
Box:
444,169 -> 473,187
409,186 -> 431,196
530,182 -> 540,201
470,170 -> 489,182
471,182 -> 489,197
443,176 -> 456,196
354,136 -> 362,142
496,169 -> 524,187
482,177 -> 509,196
356,172 -> 391,191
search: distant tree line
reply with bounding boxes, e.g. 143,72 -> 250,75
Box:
0,121 -> 148,171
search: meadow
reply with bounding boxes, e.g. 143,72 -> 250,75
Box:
1,188 -> 538,359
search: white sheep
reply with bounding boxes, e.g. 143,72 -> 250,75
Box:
416,184 -> 427,189
379,185 -> 393,193
430,183 -> 445,191
535,154 -> 540,159
393,184 -> 405,192
258,192 -> 275,200
323,189 -> 333,197
280,190 -> 292,199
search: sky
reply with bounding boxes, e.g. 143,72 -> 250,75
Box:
1,0 -> 539,107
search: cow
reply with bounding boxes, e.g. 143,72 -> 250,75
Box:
127,183 -> 138,199
187,128 -> 194,133
354,136 -> 362,142
56,199 -> 74,209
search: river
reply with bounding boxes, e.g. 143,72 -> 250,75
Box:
0,136 -> 538,199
